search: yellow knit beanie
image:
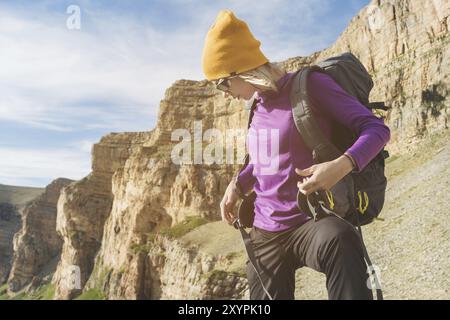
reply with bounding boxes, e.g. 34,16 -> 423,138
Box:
201,9 -> 269,81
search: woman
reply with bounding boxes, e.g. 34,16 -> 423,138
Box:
201,10 -> 390,300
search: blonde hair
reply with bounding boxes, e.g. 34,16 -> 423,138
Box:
238,62 -> 286,94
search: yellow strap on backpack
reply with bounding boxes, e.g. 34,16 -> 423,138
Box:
325,190 -> 335,210
357,190 -> 369,214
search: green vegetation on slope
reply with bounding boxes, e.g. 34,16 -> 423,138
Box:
74,288 -> 107,300
159,216 -> 209,239
0,283 -> 55,300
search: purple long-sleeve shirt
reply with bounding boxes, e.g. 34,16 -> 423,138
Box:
237,70 -> 391,232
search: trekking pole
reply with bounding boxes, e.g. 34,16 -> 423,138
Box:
233,218 -> 274,300
355,218 -> 383,300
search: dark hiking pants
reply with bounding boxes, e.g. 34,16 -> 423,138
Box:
246,215 -> 372,300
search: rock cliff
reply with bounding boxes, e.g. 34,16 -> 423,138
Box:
6,178 -> 73,293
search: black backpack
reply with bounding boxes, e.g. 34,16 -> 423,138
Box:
236,52 -> 391,228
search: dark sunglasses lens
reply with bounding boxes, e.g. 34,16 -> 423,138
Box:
216,79 -> 229,91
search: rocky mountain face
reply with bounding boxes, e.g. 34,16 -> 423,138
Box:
0,185 -> 44,285
0,203 -> 20,284
1,0 -> 448,299
6,178 -> 73,294
51,133 -> 149,299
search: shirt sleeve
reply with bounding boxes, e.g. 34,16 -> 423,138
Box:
236,161 -> 256,195
308,71 -> 391,173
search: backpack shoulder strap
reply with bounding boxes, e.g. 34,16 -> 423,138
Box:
235,97 -> 258,178
289,66 -> 342,163
245,96 -> 258,128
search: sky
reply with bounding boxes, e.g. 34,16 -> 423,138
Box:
0,0 -> 370,188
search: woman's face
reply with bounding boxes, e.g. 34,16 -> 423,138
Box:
223,77 -> 257,101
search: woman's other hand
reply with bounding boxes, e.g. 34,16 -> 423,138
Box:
220,177 -> 240,225
295,154 -> 355,196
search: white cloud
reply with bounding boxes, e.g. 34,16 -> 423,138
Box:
0,146 -> 91,187
68,139 -> 96,153
0,5 -> 197,132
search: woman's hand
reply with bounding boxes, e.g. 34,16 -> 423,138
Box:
295,154 -> 355,196
220,177 -> 240,225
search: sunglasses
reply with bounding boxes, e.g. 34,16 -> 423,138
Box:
214,76 -> 237,92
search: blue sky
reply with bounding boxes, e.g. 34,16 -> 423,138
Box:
0,0 -> 370,187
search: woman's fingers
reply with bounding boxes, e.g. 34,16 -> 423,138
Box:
224,201 -> 236,224
220,196 -> 236,225
297,178 -> 316,196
